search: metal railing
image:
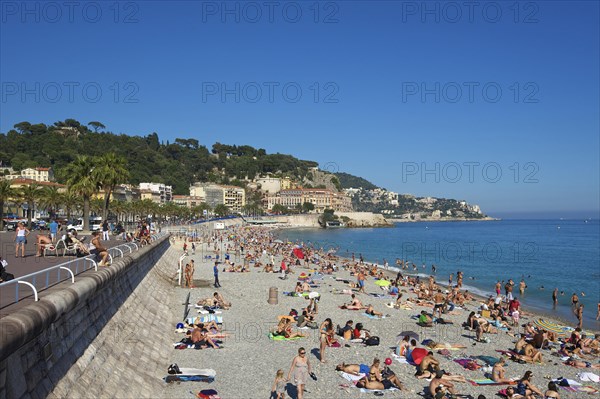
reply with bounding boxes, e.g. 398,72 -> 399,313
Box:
0,232 -> 166,308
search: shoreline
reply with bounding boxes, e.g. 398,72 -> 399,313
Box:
165,224 -> 600,399
274,225 -> 600,329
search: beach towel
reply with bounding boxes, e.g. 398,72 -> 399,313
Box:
454,358 -> 481,370
369,293 -> 391,299
533,318 -> 574,337
340,372 -> 365,382
164,375 -> 214,383
473,355 -> 501,366
364,313 -> 388,319
199,315 -> 223,324
578,372 -> 600,383
468,378 -> 515,386
268,333 -> 304,341
391,353 -> 412,365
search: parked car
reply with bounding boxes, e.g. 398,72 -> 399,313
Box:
4,220 -> 19,231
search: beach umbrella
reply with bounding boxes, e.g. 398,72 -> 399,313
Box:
375,279 -> 391,287
298,273 -> 309,281
410,348 -> 428,365
533,318 -> 574,337
308,292 -> 320,299
396,331 -> 419,341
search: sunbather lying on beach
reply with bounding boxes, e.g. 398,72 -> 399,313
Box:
335,363 -> 370,375
565,357 -> 600,369
355,374 -> 403,390
415,369 -> 467,383
365,304 -> 383,318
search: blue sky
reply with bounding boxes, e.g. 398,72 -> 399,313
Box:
1,1 -> 598,218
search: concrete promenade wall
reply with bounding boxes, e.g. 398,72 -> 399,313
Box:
0,235 -> 177,399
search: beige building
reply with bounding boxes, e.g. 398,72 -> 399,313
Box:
256,177 -> 281,194
139,182 -> 172,203
173,195 -> 206,208
16,167 -> 54,182
189,183 -> 246,212
267,188 -> 353,213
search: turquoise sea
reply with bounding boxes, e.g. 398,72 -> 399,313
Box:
278,219 -> 600,328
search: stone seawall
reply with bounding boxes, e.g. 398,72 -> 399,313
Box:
0,235 -> 177,399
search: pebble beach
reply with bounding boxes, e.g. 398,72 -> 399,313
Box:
163,224 -> 599,399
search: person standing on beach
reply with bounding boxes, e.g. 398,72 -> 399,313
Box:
495,281 -> 502,295
287,347 -> 312,399
575,304 -> 584,329
357,270 -> 366,294
14,222 -> 30,258
553,288 -> 559,308
213,261 -> 221,288
448,273 -> 453,287
597,302 -> 600,320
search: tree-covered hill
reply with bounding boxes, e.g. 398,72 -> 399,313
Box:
334,172 -> 378,190
0,119 -> 320,194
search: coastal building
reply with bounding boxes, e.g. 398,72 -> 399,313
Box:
21,167 -> 54,182
189,183 -> 246,212
267,188 -> 353,213
139,183 -> 172,203
256,177 -> 281,194
172,195 -> 206,208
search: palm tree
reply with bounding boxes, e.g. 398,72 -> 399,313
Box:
18,183 -> 42,228
110,200 -> 126,223
39,186 -> 63,219
90,197 -> 104,216
213,204 -> 230,217
62,190 -> 80,221
93,153 -> 130,220
0,180 -> 16,230
65,156 -> 99,231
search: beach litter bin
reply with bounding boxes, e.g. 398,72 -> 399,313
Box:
268,287 -> 278,305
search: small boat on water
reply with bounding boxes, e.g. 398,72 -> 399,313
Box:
325,220 -> 345,228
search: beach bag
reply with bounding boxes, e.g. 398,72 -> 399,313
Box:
365,336 -> 380,346
306,321 -> 318,329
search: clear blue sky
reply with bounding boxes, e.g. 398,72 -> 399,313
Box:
1,1 -> 598,218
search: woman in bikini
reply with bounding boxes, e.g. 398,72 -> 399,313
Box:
319,318 -> 333,363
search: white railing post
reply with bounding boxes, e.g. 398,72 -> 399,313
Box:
59,267 -> 75,283
17,281 -> 39,302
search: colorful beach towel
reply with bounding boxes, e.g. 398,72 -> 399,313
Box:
364,313 -> 388,319
533,318 -> 574,337
454,358 -> 481,370
473,355 -> 501,366
468,378 -> 515,386
268,333 -> 305,341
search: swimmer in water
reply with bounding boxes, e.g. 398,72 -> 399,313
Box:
539,286 -> 544,290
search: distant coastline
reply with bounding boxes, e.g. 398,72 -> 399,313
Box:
389,216 -> 500,223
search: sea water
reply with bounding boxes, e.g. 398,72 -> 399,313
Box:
278,219 -> 600,328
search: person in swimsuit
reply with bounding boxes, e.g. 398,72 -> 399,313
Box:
364,304 -> 383,318
515,371 -> 543,398
433,290 -> 445,319
552,288 -> 558,308
14,222 -> 30,258
565,357 -> 600,369
571,293 -> 579,308
344,294 -> 364,310
491,358 -> 513,384
319,318 -> 333,363
544,381 -> 561,399
287,347 -> 312,399
335,363 -> 370,375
